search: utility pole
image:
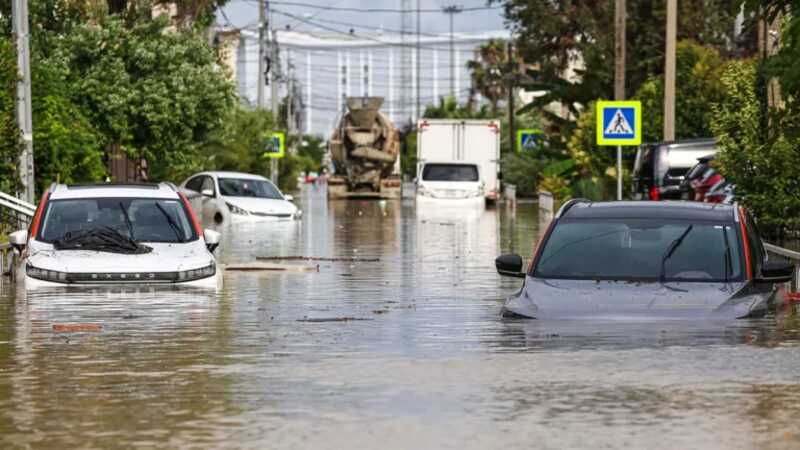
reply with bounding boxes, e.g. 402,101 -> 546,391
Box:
614,0 -> 626,201
664,0 -> 677,142
443,5 -> 462,99
415,0 -> 421,120
12,0 -> 34,204
270,27 -> 279,183
507,42 -> 516,155
257,0 -> 266,108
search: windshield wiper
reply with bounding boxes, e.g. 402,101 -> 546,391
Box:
53,227 -> 152,254
155,203 -> 185,243
722,226 -> 732,284
659,225 -> 693,283
119,202 -> 135,241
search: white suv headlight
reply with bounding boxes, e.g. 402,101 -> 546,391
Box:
177,263 -> 216,282
226,202 -> 249,215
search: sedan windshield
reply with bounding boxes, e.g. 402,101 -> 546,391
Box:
218,178 -> 282,199
421,164 -> 479,182
39,198 -> 197,244
534,219 -> 743,282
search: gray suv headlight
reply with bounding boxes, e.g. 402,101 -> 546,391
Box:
176,263 -> 216,282
26,264 -> 68,283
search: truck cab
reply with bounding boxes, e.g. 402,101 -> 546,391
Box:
416,162 -> 485,205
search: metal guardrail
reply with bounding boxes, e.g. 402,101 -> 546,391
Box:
0,191 -> 35,217
765,243 -> 800,292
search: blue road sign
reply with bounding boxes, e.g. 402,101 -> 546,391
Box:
516,129 -> 544,152
596,101 -> 641,146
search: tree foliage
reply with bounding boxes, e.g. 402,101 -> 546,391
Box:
0,39 -> 20,194
497,0 -> 741,137
634,41 -> 727,143
712,60 -> 800,234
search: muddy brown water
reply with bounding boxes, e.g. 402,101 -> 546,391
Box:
1,187 -> 800,449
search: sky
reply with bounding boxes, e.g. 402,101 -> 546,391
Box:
217,0 -> 507,37
217,1 -> 509,135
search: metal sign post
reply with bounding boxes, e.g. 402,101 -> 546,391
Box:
596,101 -> 642,201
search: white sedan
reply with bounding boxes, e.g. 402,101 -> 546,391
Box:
180,171 -> 301,226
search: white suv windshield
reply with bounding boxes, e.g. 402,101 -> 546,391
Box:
422,164 -> 479,182
218,178 -> 282,199
534,219 -> 743,282
39,198 -> 197,243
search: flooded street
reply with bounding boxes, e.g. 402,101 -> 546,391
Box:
2,187 -> 800,449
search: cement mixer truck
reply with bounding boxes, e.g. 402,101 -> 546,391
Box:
327,97 -> 401,199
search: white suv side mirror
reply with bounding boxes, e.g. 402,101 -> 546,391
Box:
9,229 -> 28,251
284,194 -> 294,202
204,229 -> 221,252
201,189 -> 214,197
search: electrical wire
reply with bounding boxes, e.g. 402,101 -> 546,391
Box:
244,0 -> 502,14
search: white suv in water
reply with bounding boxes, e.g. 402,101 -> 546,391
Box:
8,183 -> 222,289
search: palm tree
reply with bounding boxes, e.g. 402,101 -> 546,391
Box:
467,39 -> 511,114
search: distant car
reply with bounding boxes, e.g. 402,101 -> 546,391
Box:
632,139 -> 717,200
9,183 -> 221,289
495,200 -> 792,319
180,171 -> 301,225
679,155 -> 715,200
705,180 -> 736,204
416,162 -> 485,206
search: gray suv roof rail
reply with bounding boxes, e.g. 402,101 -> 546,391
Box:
556,198 -> 591,218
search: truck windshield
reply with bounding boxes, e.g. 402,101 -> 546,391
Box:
422,164 -> 479,182
534,219 -> 743,282
218,178 -> 282,199
38,198 -> 197,243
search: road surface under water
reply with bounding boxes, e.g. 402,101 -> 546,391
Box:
1,186 -> 800,449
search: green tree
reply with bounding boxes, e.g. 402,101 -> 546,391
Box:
466,39 -> 510,114
634,41 -> 727,143
711,60 -> 800,234
498,0 -> 741,137
55,16 -> 236,183
0,39 -> 20,195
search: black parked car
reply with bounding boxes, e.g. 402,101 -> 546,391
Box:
632,139 -> 717,200
496,200 -> 792,319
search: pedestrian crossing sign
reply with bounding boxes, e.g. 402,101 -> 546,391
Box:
516,129 -> 544,153
596,100 -> 641,146
262,132 -> 285,158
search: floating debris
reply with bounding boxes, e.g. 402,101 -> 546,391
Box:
225,262 -> 319,272
296,317 -> 372,323
52,323 -> 102,333
256,256 -> 380,263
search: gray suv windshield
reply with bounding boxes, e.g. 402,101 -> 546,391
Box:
534,219 -> 743,282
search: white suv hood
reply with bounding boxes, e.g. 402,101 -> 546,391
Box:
26,240 -> 213,273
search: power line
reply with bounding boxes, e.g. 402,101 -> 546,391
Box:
245,0 -> 502,14
262,9 -> 487,54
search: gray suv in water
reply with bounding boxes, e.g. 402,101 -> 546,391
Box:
495,200 -> 793,319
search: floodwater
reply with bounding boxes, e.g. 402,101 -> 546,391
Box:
1,186 -> 800,449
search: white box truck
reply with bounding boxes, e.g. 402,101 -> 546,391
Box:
415,119 -> 502,205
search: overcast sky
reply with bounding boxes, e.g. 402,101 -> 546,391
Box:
217,0 -> 507,36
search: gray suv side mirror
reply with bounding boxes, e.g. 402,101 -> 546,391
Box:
495,253 -> 526,278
